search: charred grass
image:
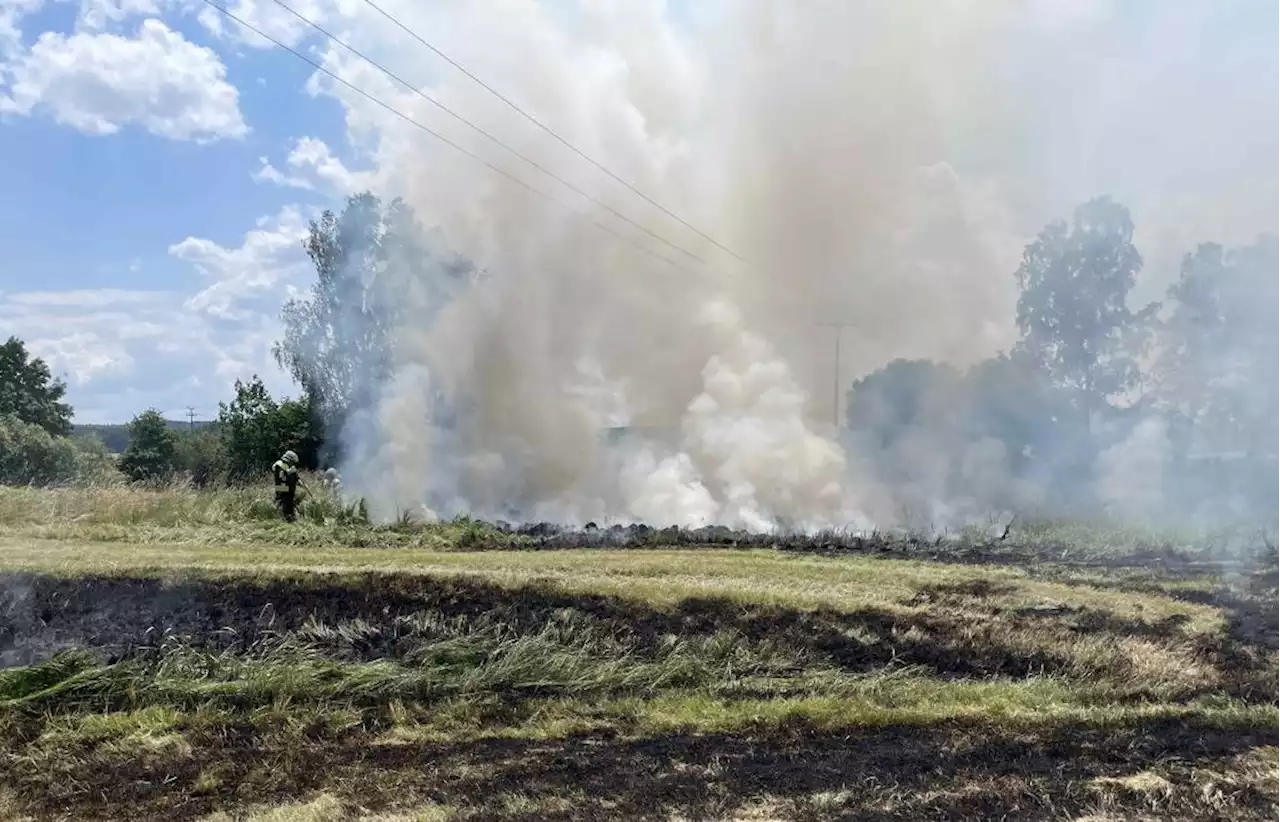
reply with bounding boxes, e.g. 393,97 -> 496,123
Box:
0,485 -> 1275,819
0,558 -> 1275,822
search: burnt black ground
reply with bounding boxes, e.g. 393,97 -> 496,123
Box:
7,715 -> 1275,821
1,569 -> 1275,702
0,544 -> 1275,821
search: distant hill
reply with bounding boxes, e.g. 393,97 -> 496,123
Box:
74,420 -> 212,453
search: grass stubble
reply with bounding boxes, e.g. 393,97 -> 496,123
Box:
0,485 -> 1274,821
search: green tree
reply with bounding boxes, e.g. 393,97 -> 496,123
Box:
118,409 -> 178,483
274,193 -> 398,438
217,376 -> 319,483
1157,234 -> 1279,460
0,415 -> 77,485
0,337 -> 73,436
961,353 -> 1085,493
1013,197 -> 1158,413
274,192 -> 473,454
69,432 -> 116,484
276,395 -> 321,468
217,376 -> 282,483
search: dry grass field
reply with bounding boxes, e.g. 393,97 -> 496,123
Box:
0,485 -> 1274,821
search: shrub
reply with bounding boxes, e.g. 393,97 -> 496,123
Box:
118,410 -> 178,483
173,427 -> 226,488
218,377 -> 321,484
69,433 -> 117,484
0,415 -> 115,486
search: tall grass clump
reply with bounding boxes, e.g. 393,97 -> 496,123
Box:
0,482 -> 267,528
0,477 -> 374,529
0,628 -> 793,715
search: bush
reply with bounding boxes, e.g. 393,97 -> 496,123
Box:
0,415 -> 116,486
69,434 -> 117,484
173,427 -> 226,488
118,410 -> 178,483
218,376 -> 322,484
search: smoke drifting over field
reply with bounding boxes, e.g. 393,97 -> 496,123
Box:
312,1 -> 1277,529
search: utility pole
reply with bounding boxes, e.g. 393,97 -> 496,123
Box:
185,406 -> 197,431
815,322 -> 855,429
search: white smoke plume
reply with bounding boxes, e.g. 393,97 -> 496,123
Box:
1096,417 -> 1169,523
287,0 -> 1275,529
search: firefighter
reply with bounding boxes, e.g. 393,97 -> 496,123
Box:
321,467 -> 341,498
272,450 -> 301,522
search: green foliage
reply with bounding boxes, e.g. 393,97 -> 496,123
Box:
76,422 -> 212,455
217,376 -> 320,484
1153,234 -> 1280,519
1013,197 -> 1158,410
1156,234 -> 1279,456
0,336 -> 73,437
274,192 -> 400,438
172,427 -> 226,488
273,192 -> 473,454
118,410 -> 178,483
0,415 -> 114,487
844,356 -> 1089,509
276,396 -> 322,468
0,648 -> 98,700
962,354 -> 1086,484
0,415 -> 80,485
68,432 -> 116,482
72,424 -> 130,453
298,494 -> 370,527
218,376 -> 280,482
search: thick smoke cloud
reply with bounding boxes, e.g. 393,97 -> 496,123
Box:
297,0 -> 1276,529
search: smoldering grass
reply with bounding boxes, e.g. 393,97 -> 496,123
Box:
5,485 -> 1274,563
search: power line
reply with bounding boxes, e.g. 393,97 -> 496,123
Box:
258,0 -> 713,269
199,0 -> 697,275
359,0 -> 748,265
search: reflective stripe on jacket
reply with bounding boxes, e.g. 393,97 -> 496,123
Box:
272,460 -> 298,494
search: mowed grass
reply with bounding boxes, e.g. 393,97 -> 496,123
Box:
0,485 -> 1275,821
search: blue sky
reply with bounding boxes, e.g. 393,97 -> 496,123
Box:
0,0 -> 371,423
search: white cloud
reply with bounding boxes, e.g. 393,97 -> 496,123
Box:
28,332 -> 135,384
0,18 -> 247,142
252,135 -> 369,196
0,0 -> 43,61
170,205 -> 311,318
76,0 -> 165,31
196,0 -> 335,49
1,288 -> 168,308
0,279 -> 294,421
0,289 -> 187,385
0,201 -> 320,421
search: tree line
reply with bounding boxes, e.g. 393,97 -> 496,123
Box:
2,191 -> 1274,520
0,192 -> 445,488
0,337 -> 320,487
845,197 -> 1277,521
